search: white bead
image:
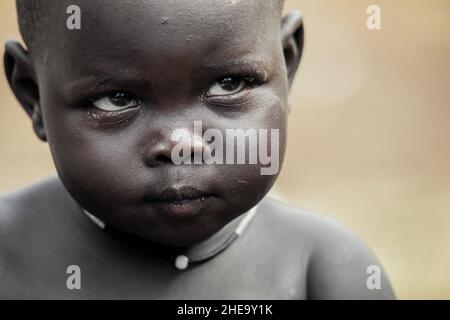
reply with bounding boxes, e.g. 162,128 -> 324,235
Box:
175,255 -> 189,270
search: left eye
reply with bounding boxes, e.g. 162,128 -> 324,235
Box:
92,92 -> 141,111
207,77 -> 248,97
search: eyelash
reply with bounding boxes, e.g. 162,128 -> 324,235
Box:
207,74 -> 260,91
86,91 -> 140,105
202,75 -> 263,103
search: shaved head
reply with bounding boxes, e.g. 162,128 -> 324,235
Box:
16,0 -> 48,54
17,0 -> 285,57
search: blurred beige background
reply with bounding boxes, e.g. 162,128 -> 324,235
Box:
1,0 -> 449,299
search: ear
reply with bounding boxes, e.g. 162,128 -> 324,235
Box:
281,10 -> 304,90
4,40 -> 47,141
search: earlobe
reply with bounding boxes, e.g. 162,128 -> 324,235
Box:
32,102 -> 47,142
4,41 -> 46,142
281,10 -> 304,89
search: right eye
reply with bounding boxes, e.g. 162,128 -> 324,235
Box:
92,92 -> 141,111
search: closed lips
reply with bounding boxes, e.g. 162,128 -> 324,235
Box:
148,186 -> 213,204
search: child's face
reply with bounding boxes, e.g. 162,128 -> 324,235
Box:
17,0 -> 301,246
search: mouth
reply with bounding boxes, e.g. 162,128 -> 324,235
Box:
145,186 -> 216,217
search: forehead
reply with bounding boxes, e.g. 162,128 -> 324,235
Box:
41,0 -> 281,74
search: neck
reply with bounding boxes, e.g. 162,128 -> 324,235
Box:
81,205 -> 258,270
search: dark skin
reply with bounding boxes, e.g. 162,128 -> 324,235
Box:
1,0 -> 395,299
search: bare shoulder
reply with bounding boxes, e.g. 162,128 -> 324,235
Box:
0,177 -> 66,256
0,177 -> 71,281
0,176 -> 67,231
257,197 -> 396,299
0,177 -> 102,298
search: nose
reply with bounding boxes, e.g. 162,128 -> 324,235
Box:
143,130 -> 208,168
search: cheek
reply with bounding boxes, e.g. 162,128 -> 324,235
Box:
218,165 -> 279,210
207,92 -> 287,206
44,108 -> 146,210
213,88 -> 288,161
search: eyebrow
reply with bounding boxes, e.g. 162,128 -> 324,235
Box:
60,57 -> 272,101
201,58 -> 272,81
61,76 -> 152,100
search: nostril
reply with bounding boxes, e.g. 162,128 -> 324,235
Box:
156,154 -> 172,164
144,141 -> 174,167
144,132 -> 208,167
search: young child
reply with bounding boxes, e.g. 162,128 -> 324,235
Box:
0,0 -> 395,299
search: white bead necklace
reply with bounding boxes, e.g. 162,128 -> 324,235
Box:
82,206 -> 258,271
